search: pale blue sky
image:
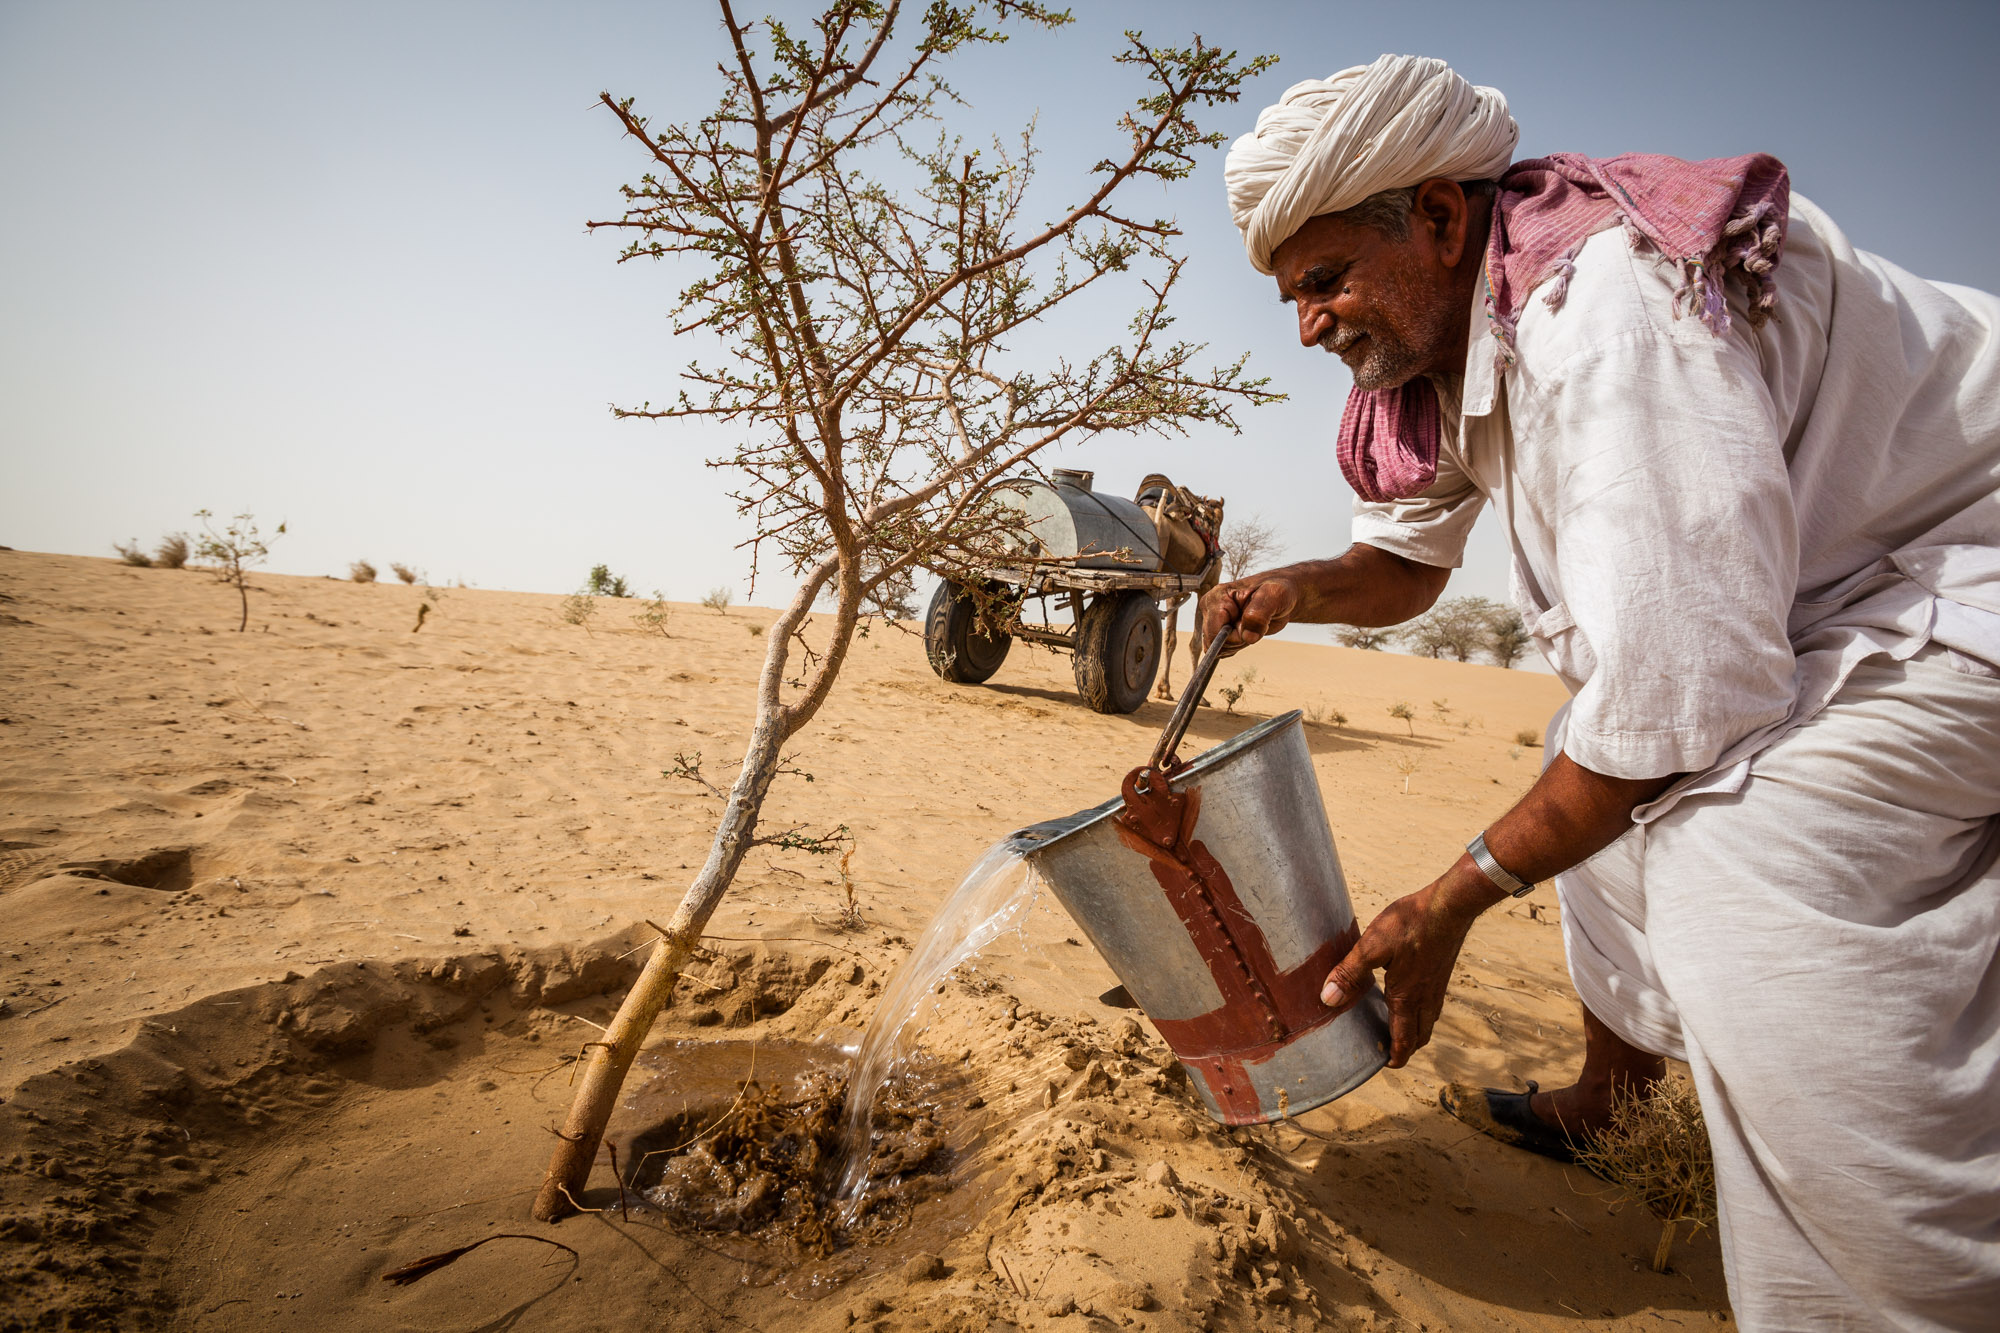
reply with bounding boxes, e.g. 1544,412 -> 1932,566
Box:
4,1 -> 1995,636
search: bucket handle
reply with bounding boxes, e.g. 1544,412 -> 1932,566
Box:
1149,628 -> 1233,774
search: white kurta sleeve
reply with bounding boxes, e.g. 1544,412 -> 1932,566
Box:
1541,328 -> 1799,779
1348,438 -> 1485,569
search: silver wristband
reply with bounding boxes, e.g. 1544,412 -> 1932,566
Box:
1467,831 -> 1535,898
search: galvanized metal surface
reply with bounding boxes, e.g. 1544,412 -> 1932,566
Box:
1008,713 -> 1390,1124
993,475 -> 1164,572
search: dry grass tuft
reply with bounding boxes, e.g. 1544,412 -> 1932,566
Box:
1514,727 -> 1542,748
154,534 -> 190,568
350,560 -> 378,584
113,540 -> 152,567
391,562 -> 420,585
1574,1073 -> 1717,1273
700,586 -> 735,613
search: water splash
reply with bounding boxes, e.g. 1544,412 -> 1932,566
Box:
833,842 -> 1041,1210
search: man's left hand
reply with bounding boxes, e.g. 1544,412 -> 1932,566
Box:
1320,878 -> 1487,1067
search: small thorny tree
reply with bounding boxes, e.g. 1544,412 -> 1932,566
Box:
533,0 -> 1277,1220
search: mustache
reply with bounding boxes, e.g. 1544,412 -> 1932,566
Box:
1319,324 -> 1369,356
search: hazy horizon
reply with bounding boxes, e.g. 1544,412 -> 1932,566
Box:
5,1 -> 1995,647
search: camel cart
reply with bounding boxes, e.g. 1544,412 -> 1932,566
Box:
923,469 -> 1223,714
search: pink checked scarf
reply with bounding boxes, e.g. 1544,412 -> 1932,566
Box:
1336,152 -> 1791,503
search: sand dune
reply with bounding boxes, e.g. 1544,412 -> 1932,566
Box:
0,550 -> 1729,1331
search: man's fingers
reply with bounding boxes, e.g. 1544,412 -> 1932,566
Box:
1319,927 -> 1387,1015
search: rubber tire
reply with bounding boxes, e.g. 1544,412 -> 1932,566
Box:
924,579 -> 1013,684
1073,591 -> 1163,714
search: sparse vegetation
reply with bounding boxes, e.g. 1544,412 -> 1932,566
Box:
1514,727 -> 1542,747
1220,514 -> 1285,582
631,591 -> 672,637
1388,701 -> 1416,736
193,510 -> 282,632
587,564 -> 632,598
113,540 -> 151,567
1396,595 -> 1536,667
155,534 -> 190,569
1430,697 -> 1453,724
700,586 -> 735,614
558,590 -> 598,632
391,563 -> 420,585
1394,754 -> 1421,794
1218,666 -> 1257,714
349,560 -> 378,584
1574,1075 -> 1717,1273
1335,625 -> 1391,651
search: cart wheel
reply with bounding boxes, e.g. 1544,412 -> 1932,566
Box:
924,579 -> 1013,684
1074,591 -> 1162,714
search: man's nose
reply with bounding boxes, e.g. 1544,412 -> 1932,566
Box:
1297,300 -> 1333,349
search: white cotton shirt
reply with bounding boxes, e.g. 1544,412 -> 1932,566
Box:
1351,195 -> 2000,802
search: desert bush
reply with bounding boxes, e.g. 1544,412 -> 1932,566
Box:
193,510 -> 282,632
631,591 -> 672,637
1335,625 -> 1390,651
349,560 -> 378,584
1574,1074 -> 1717,1273
1388,701 -> 1416,736
113,539 -> 152,567
700,586 -> 735,614
391,563 -> 420,585
154,534 -> 190,569
587,564 -> 632,598
559,590 -> 598,631
1305,701 -> 1347,727
1514,727 -> 1542,747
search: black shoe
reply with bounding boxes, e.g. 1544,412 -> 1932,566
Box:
1439,1080 -> 1602,1174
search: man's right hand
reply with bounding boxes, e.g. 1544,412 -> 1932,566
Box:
1197,573 -> 1303,655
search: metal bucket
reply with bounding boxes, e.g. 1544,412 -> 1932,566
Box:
1006,699 -> 1390,1125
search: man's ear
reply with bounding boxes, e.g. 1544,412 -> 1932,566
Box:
1414,178 -> 1469,266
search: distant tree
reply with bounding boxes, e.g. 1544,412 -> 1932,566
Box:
1488,606 -> 1531,668
193,510 -> 282,632
1398,594 -> 1502,662
1221,514 -> 1285,581
587,564 -> 632,598
1335,624 -> 1391,651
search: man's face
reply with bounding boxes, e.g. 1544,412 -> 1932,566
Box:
1271,205 -> 1465,391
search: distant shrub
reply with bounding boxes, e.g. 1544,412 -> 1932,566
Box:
113,540 -> 152,567
587,564 -> 632,598
631,591 -> 672,637
1514,727 -> 1542,748
193,509 -> 282,633
701,586 -> 735,613
1388,701 -> 1416,736
560,590 -> 598,631
350,560 -> 378,584
747,623 -> 764,636
391,563 -> 420,585
154,534 -> 190,569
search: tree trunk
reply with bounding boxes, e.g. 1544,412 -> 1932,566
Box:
531,562 -> 851,1223
531,702 -> 789,1221
236,577 -> 248,632
1651,1217 -> 1676,1273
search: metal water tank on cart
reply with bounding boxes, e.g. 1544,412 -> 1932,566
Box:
923,469 -> 1222,714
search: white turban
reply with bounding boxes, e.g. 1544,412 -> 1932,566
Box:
1225,54 -> 1519,274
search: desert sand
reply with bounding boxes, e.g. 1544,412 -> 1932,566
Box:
0,549 -> 1731,1331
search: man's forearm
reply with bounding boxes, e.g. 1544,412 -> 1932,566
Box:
1269,544 -> 1450,626
1431,753 -> 1678,919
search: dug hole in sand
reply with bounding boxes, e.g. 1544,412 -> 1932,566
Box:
0,551 -> 1733,1331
